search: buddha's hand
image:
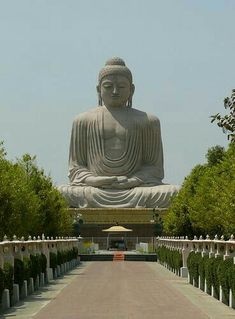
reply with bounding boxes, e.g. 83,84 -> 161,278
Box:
109,177 -> 141,189
84,176 -> 118,187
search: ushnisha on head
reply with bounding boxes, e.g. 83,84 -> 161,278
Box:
97,57 -> 135,108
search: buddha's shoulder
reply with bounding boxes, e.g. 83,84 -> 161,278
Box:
73,107 -> 101,124
130,107 -> 160,124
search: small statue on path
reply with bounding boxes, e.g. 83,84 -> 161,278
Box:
59,57 -> 179,208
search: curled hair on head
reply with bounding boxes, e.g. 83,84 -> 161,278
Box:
98,57 -> 133,86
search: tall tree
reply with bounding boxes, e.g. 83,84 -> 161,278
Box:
0,145 -> 39,238
0,143 -> 73,239
165,144 -> 235,237
17,154 -> 73,237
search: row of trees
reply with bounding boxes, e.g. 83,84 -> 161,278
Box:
165,89 -> 235,238
0,143 -> 73,239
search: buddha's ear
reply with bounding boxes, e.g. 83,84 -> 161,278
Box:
131,84 -> 135,96
97,85 -> 102,106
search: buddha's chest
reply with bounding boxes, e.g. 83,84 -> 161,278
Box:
102,110 -> 135,158
103,110 -> 131,140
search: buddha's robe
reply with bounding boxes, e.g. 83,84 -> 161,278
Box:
59,106 -> 178,208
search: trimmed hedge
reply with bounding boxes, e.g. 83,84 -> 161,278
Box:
0,267 -> 4,302
217,258 -> 233,304
50,247 -> 78,270
40,253 -> 47,274
0,248 -> 78,301
198,255 -> 208,291
3,263 -> 14,297
187,252 -> 201,287
14,259 -> 25,289
30,254 -> 42,282
23,257 -> 31,285
187,252 -> 234,304
156,246 -> 183,272
228,263 -> 235,297
13,254 -> 48,290
49,252 -> 57,270
204,255 -> 223,299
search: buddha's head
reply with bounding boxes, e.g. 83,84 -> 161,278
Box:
97,57 -> 135,108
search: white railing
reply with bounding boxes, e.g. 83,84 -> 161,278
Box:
0,234 -> 83,311
156,235 -> 235,268
155,235 -> 235,308
0,234 -> 82,269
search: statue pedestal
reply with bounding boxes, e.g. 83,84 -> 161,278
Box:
69,208 -> 167,237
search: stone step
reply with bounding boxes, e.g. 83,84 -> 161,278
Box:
79,253 -> 157,262
113,253 -> 125,261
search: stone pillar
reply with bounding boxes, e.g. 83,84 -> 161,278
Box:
20,280 -> 28,299
12,283 -> 20,305
1,289 -> 10,311
229,289 -> 235,308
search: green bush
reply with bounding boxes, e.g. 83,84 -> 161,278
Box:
204,257 -> 214,293
188,252 -> 225,296
49,248 -> 78,271
14,259 -> 25,290
187,252 -> 201,286
40,253 -> 47,274
156,246 -> 182,273
72,247 -> 78,260
30,254 -> 41,282
56,247 -> 78,268
57,251 -> 63,266
0,267 -> 4,302
211,256 -> 223,299
217,258 -> 233,305
49,252 -> 57,270
3,263 -> 14,297
23,257 -> 31,285
198,255 -> 209,291
187,253 -> 209,290
228,263 -> 235,297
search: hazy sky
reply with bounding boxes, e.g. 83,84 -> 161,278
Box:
0,0 -> 234,186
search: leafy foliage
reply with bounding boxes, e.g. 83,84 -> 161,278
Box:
23,257 -> 31,285
0,267 -> 4,302
211,89 -> 235,142
30,254 -> 41,282
156,246 -> 182,272
50,248 -> 78,270
3,263 -> 14,297
187,252 -> 234,304
0,143 -> 73,238
206,145 -> 225,166
165,143 -> 235,237
217,258 -> 233,305
14,259 -> 25,289
187,252 -> 200,286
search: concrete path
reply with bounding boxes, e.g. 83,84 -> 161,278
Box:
1,262 -> 235,319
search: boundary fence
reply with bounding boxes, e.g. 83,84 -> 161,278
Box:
155,235 -> 235,309
0,235 -> 81,311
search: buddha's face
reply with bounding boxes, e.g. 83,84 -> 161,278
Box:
98,74 -> 134,108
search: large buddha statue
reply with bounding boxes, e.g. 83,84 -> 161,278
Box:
59,57 -> 179,208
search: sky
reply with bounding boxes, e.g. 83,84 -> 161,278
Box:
0,0 -> 234,186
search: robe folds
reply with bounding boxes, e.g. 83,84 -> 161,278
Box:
59,106 -> 179,208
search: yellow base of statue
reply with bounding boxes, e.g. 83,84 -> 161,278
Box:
69,207 -> 167,224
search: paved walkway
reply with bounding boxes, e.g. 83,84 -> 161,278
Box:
1,262 -> 235,319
